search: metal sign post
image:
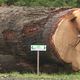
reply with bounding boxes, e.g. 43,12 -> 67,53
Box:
31,45 -> 46,75
37,51 -> 39,75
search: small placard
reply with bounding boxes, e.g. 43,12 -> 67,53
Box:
31,45 -> 46,51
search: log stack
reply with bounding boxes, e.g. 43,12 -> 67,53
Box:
0,6 -> 80,71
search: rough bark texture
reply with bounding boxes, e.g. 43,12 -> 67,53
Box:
0,6 -> 79,71
0,7 -> 69,56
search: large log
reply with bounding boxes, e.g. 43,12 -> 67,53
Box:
0,6 -> 80,71
0,7 -> 68,57
0,7 -> 68,71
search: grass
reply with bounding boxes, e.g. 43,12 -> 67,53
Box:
0,72 -> 80,80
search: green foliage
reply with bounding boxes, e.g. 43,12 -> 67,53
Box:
0,0 -> 5,5
15,0 -> 31,6
52,0 -> 77,7
4,0 -> 17,5
0,0 -> 80,7
76,0 -> 80,7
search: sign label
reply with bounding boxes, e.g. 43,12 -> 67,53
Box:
31,45 -> 46,51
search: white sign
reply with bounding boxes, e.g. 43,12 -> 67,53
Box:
31,45 -> 46,51
30,45 -> 47,75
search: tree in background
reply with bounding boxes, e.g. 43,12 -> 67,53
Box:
52,0 -> 77,7
76,0 -> 80,7
0,0 -> 80,7
4,0 -> 17,5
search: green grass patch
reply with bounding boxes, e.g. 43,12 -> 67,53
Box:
0,72 -> 80,80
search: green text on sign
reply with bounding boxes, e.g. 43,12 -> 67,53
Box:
31,45 -> 46,51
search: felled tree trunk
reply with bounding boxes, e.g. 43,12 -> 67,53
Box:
0,6 -> 80,71
0,7 -> 68,56
0,7 -> 68,70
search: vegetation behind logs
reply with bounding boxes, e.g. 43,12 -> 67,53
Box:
0,0 -> 80,7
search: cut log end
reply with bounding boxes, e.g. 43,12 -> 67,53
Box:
52,8 -> 80,71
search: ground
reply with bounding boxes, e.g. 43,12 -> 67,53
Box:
0,72 -> 80,80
